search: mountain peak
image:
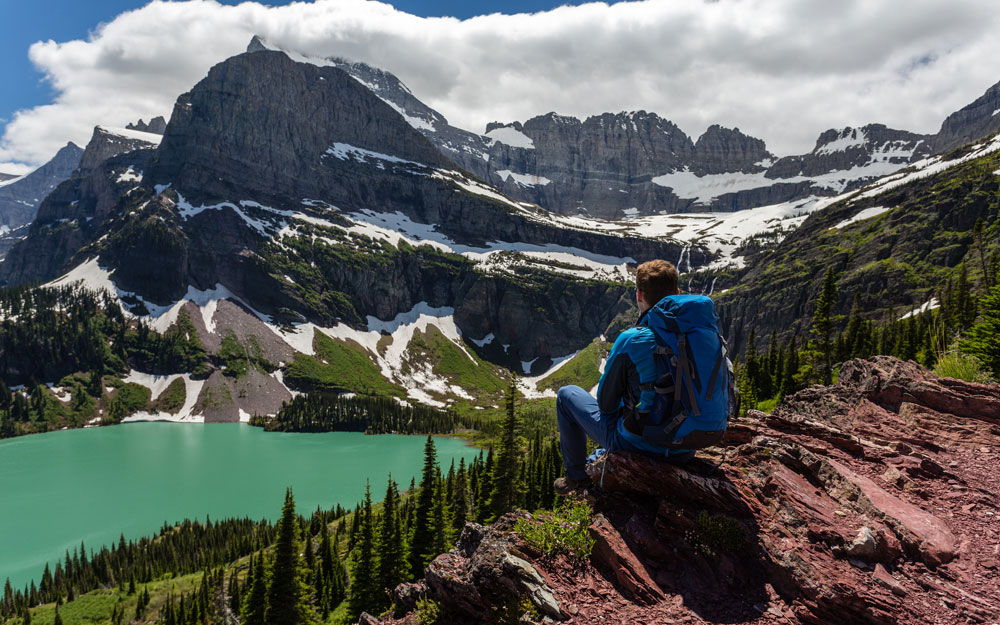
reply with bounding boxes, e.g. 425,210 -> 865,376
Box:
246,34 -> 269,53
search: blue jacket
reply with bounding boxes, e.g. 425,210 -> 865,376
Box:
596,308 -> 675,454
597,294 -> 730,453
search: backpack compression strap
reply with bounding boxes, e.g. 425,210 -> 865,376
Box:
705,335 -> 726,402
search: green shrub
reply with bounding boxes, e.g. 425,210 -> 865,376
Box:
515,499 -> 594,558
932,351 -> 995,384
415,597 -> 444,625
692,510 -> 746,555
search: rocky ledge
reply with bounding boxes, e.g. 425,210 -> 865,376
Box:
368,356 -> 999,625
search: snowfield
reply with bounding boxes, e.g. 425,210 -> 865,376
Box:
832,206 -> 891,229
485,127 -> 535,149
97,126 -> 162,145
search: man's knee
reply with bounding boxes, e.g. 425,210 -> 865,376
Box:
557,385 -> 584,406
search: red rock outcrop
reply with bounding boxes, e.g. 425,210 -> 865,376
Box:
369,357 -> 1000,625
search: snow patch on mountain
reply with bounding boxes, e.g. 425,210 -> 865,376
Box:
496,170 -> 552,186
816,128 -> 866,154
519,350 -> 581,399
341,209 -> 632,280
116,166 -> 142,183
485,127 -> 535,149
268,302 -> 478,407
899,298 -> 940,320
47,259 -> 273,335
470,333 -> 495,347
176,194 -> 292,236
832,206 -> 891,229
324,143 -> 427,168
97,126 -> 162,145
383,100 -> 437,132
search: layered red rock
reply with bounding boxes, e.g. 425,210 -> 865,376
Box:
372,358 -> 1000,625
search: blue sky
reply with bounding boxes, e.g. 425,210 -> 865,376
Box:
0,1 -> 599,133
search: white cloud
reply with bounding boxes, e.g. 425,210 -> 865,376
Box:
2,0 -> 1000,170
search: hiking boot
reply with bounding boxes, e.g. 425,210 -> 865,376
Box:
553,476 -> 593,496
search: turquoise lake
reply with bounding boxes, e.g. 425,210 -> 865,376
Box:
0,423 -> 479,589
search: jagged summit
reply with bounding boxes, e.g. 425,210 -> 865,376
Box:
126,116 -> 167,134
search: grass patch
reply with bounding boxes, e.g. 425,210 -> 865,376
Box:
26,571 -> 203,625
107,382 -> 152,421
933,351 -> 996,384
285,331 -> 404,396
154,377 -> 186,414
754,397 -> 780,413
535,338 -> 606,393
515,499 -> 595,558
406,326 -> 508,404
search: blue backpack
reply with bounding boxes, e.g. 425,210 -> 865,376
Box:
633,294 -> 738,449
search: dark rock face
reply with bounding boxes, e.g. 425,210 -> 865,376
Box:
692,124 -> 772,175
0,142 -> 83,231
486,111 -> 709,219
126,116 -> 167,134
0,146 -> 156,285
146,48 -> 454,205
0,123 -> 162,284
932,79 -> 1000,154
77,126 -> 160,172
377,357 -> 1000,625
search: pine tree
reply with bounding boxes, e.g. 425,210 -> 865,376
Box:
488,379 -> 523,520
375,477 -> 406,610
408,436 -> 438,577
451,458 -> 468,531
955,264 -> 978,330
960,285 -> 1000,378
809,267 -> 838,385
427,468 -> 450,560
53,604 -> 62,625
242,553 -> 268,625
780,336 -> 799,398
973,218 -> 991,287
347,482 -> 377,619
266,489 -> 305,625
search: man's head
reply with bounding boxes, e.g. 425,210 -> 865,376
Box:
635,259 -> 680,313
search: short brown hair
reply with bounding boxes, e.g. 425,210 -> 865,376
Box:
636,259 -> 679,307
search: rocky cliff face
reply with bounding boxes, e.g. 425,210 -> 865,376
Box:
77,126 -> 161,172
0,142 -> 83,231
375,357 -> 1000,625
0,126 -> 160,284
326,48 -> 998,219
126,116 -> 167,134
933,80 -> 1000,154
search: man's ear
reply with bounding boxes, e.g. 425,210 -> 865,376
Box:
636,288 -> 645,304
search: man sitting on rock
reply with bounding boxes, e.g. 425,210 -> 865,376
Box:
554,259 -> 732,495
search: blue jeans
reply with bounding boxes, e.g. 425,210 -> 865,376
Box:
557,386 -> 619,480
557,385 -> 694,480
